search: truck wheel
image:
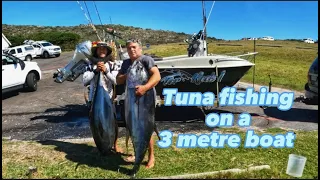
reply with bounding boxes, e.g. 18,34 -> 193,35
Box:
55,54 -> 60,57
43,51 -> 49,59
26,72 -> 38,91
25,55 -> 32,61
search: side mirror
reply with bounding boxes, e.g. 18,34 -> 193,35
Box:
18,59 -> 25,70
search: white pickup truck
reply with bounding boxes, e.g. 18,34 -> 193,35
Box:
24,40 -> 62,58
2,52 -> 42,94
3,45 -> 37,61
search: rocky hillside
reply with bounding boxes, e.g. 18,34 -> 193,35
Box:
2,24 -> 218,45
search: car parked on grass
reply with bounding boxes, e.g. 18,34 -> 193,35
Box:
2,52 -> 42,94
304,56 -> 318,103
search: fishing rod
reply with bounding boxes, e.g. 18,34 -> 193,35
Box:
92,0 -> 107,42
90,1 -> 125,50
78,0 -> 127,60
93,1 -> 103,26
76,1 -> 101,41
202,1 -> 207,40
200,1 -> 215,41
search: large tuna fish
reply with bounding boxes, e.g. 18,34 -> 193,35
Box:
89,72 -> 116,155
124,59 -> 156,176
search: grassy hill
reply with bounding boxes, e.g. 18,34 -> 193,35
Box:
2,24 -> 219,47
2,24 -> 318,91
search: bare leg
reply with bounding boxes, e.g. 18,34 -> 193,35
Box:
146,138 -> 155,169
84,86 -> 90,107
114,125 -> 123,153
124,137 -> 155,165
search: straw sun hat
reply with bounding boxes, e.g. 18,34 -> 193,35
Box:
91,41 -> 113,58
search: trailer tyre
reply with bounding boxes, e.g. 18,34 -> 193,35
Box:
25,72 -> 38,92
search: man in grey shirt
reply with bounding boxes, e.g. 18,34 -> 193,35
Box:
116,39 -> 161,169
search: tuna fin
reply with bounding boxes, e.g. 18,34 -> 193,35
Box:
129,171 -> 136,179
154,123 -> 161,141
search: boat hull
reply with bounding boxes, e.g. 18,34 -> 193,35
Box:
156,66 -> 252,95
115,65 -> 252,96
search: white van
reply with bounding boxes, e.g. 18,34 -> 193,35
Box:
4,45 -> 37,61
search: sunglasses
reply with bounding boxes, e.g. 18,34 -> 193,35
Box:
92,41 -> 110,47
126,39 -> 141,45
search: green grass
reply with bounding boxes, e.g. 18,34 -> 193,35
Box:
2,128 -> 318,179
144,40 -> 318,91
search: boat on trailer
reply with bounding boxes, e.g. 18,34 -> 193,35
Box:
114,30 -> 257,108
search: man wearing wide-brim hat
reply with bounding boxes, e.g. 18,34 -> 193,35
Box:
90,41 -> 113,62
83,40 -> 123,153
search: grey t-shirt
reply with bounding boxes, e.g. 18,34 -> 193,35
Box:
119,55 -> 157,98
119,55 -> 156,75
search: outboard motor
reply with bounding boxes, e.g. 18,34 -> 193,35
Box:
53,41 -> 93,83
186,30 -> 207,57
187,39 -> 201,57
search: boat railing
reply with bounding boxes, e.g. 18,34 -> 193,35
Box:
235,52 -> 259,58
234,52 -> 259,62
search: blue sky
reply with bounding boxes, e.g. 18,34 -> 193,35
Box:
2,1 -> 318,40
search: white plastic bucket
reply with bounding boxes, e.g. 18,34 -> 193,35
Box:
286,154 -> 307,177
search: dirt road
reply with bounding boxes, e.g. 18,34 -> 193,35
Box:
2,52 -> 318,141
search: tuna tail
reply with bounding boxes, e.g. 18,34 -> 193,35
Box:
130,165 -> 140,178
131,141 -> 150,177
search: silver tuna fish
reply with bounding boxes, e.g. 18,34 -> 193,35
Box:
124,59 -> 156,176
89,72 -> 116,155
